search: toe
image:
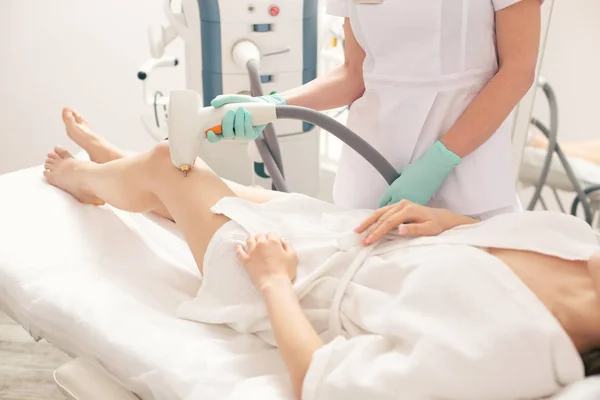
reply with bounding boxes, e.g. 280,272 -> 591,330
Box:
55,146 -> 73,159
62,107 -> 74,122
73,110 -> 88,124
47,152 -> 58,159
44,161 -> 54,170
72,109 -> 82,122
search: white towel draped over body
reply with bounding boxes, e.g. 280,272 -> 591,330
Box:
177,194 -> 599,399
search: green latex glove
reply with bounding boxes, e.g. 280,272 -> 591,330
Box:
206,93 -> 286,143
379,141 -> 462,208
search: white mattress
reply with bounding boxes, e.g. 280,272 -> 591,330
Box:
520,146 -> 600,192
0,166 -> 291,400
1,165 -> 600,400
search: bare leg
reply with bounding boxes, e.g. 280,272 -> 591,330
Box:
62,108 -> 125,163
61,107 -> 177,219
61,107 -> 285,208
44,142 -> 234,273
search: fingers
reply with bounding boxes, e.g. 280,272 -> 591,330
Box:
244,233 -> 285,252
265,232 -> 276,240
233,107 -> 245,139
256,233 -> 268,245
264,232 -> 284,248
355,204 -> 394,234
236,244 -> 249,263
362,202 -> 409,239
244,111 -> 254,140
397,221 -> 437,237
211,94 -> 253,108
362,208 -> 402,245
280,238 -> 296,261
222,110 -> 236,139
206,131 -> 222,143
246,234 -> 257,252
362,201 -> 420,245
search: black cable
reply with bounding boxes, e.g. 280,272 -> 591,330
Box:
276,105 -> 400,185
527,81 -> 559,211
571,185 -> 600,224
246,59 -> 286,191
551,188 -> 565,213
255,138 -> 289,192
531,119 -> 593,224
539,196 -> 548,211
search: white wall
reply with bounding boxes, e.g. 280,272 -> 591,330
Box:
518,0 -> 600,212
532,0 -> 600,142
0,0 -> 186,174
1,0 -> 598,177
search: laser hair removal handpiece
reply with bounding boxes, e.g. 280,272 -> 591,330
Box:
167,89 -> 400,185
168,90 -> 278,176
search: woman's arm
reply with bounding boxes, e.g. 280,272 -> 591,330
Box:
280,18 -> 366,111
236,234 -> 324,400
261,279 -> 324,399
440,0 -> 541,157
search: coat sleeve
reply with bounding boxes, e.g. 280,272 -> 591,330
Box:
326,0 -> 349,17
493,0 -> 544,11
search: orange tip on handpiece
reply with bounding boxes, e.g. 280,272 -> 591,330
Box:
205,125 -> 223,135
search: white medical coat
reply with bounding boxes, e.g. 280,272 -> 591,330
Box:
327,0 -> 532,216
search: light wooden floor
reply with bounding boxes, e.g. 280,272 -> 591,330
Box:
0,311 -> 69,400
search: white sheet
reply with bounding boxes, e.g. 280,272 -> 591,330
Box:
2,165 -> 600,400
0,166 -> 293,400
183,195 -> 597,399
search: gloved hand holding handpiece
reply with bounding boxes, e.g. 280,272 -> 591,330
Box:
206,94 -> 286,143
206,93 -> 461,210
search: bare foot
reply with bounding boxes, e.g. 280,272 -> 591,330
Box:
43,146 -> 105,206
62,108 -> 123,164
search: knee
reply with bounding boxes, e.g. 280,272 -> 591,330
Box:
149,141 -> 172,165
147,140 -> 211,176
143,141 -> 175,178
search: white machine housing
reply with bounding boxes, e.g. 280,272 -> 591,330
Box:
140,0 -> 321,196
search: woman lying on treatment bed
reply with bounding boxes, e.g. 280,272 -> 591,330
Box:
43,108 -> 600,400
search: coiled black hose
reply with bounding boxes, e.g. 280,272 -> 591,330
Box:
526,79 -> 593,224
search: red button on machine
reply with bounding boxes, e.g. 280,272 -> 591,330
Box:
269,5 -> 280,16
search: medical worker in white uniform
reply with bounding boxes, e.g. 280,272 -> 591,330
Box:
209,0 -> 543,220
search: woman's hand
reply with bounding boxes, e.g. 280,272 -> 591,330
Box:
355,200 -> 445,245
236,233 -> 298,292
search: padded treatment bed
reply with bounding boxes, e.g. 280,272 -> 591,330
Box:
0,165 -> 292,400
2,164 -> 600,399
520,146 -> 600,194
